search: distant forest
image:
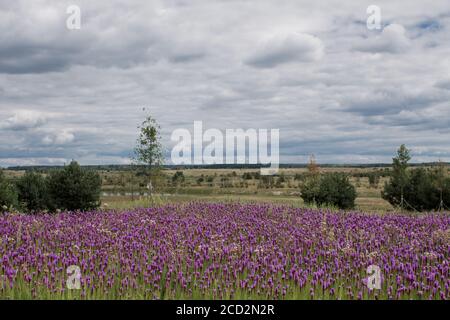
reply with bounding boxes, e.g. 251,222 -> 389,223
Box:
5,162 -> 449,172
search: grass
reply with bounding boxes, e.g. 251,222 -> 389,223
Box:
6,167 -> 394,212
103,192 -> 392,212
98,167 -> 393,212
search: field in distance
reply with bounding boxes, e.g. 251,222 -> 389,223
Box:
97,166 -> 394,212
4,166 -> 396,212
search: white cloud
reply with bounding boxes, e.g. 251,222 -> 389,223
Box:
245,33 -> 324,68
42,130 -> 75,145
0,110 -> 48,130
0,1 -> 450,165
354,24 -> 411,54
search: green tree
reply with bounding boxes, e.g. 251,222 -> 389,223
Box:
134,115 -> 163,172
47,161 -> 102,211
301,155 -> 321,205
0,170 -> 18,212
172,171 -> 185,186
382,144 -> 411,208
134,115 -> 164,194
403,168 -> 439,211
196,176 -> 205,185
400,166 -> 450,212
16,171 -> 49,212
442,175 -> 450,210
368,172 -> 380,188
316,173 -> 357,210
434,161 -> 448,211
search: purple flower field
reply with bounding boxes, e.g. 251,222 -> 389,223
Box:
0,203 -> 449,300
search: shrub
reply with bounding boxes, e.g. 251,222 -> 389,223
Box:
301,173 -> 356,210
382,177 -> 403,208
316,173 -> 356,209
47,161 -> 102,211
442,177 -> 450,208
0,170 -> 18,212
275,178 -> 283,188
368,172 -> 380,188
16,171 -> 49,212
242,172 -> 253,180
300,177 -> 320,205
259,176 -> 274,189
301,160 -> 321,205
172,171 -> 185,186
386,168 -> 450,211
196,176 -> 204,185
383,145 -> 450,211
404,169 -> 439,211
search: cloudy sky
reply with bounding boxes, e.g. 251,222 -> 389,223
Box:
1,0 -> 450,167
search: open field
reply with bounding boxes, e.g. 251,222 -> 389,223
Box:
102,193 -> 393,213
1,203 -> 448,300
94,167 -> 394,212
1,166 -> 402,212
8,164 -> 450,212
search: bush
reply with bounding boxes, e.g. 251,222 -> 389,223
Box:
259,176 -> 274,189
47,161 -> 102,211
382,175 -> 403,208
300,177 -> 320,205
383,145 -> 450,211
242,172 -> 253,180
301,173 -> 356,210
368,172 -> 380,188
316,174 -> 356,209
406,169 -> 441,211
0,170 -> 18,212
384,168 -> 450,211
196,176 -> 204,185
16,171 -> 49,212
172,171 -> 185,186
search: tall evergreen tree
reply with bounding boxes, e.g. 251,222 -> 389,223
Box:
383,144 -> 411,208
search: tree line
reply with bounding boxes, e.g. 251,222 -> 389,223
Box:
299,145 -> 449,211
0,161 -> 101,213
382,145 -> 450,211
